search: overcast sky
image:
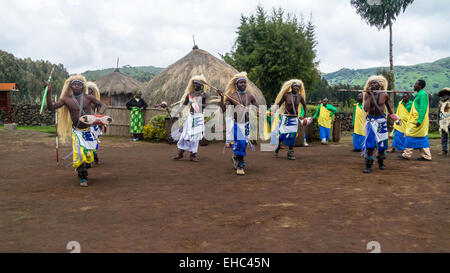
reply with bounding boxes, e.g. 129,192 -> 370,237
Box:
1,0 -> 449,74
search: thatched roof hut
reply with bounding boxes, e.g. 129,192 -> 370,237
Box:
95,69 -> 143,106
142,47 -> 267,106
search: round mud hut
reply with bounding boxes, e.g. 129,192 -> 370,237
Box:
142,46 -> 267,106
95,68 -> 143,107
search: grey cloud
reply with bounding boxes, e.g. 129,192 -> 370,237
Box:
0,0 -> 448,75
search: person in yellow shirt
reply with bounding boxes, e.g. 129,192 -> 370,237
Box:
389,93 -> 412,152
313,98 -> 337,145
400,80 -> 432,161
352,93 -> 365,152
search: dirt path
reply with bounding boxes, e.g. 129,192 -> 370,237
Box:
0,130 -> 449,252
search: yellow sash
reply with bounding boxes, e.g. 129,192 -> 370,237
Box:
406,97 -> 429,137
265,102 -> 305,140
354,104 -> 365,136
318,105 -> 332,128
298,104 -> 304,117
393,101 -> 410,134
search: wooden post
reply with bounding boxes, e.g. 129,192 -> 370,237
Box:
6,91 -> 12,124
332,118 -> 341,143
295,123 -> 310,146
294,125 -> 304,147
305,121 -> 315,143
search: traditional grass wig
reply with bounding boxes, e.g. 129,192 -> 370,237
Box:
57,75 -> 88,144
177,75 -> 209,117
437,87 -> 450,97
362,75 -> 388,114
86,81 -> 100,100
184,74 -> 208,94
225,72 -> 247,97
363,75 -> 388,92
266,79 -> 306,138
274,79 -> 306,116
178,75 -> 209,105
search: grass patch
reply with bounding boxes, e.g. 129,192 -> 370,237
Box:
0,124 -> 56,134
428,131 -> 442,139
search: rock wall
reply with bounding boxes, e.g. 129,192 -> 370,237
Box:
0,104 -> 55,125
0,104 -> 440,133
335,109 -> 439,132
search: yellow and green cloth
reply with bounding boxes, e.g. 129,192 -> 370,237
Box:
130,106 -> 144,134
391,100 -> 412,151
405,89 -> 430,148
352,103 -> 365,150
313,103 -> 337,128
72,128 -> 96,168
264,103 -> 305,140
313,103 -> 337,142
353,103 -> 366,136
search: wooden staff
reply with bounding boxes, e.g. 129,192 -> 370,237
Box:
336,89 -> 414,93
39,67 -> 55,114
154,103 -> 172,118
55,95 -> 59,165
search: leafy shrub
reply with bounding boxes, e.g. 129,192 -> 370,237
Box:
307,105 -> 318,117
142,114 -> 168,141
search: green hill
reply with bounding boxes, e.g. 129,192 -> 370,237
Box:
323,57 -> 450,93
82,65 -> 164,83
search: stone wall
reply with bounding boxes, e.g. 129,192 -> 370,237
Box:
0,104 -> 440,133
0,104 -> 55,126
335,109 -> 439,132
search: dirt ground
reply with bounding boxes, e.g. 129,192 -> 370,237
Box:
0,129 -> 449,253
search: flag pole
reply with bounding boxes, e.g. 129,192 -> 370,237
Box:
55,94 -> 59,165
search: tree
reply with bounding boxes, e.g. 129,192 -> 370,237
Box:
0,50 -> 69,104
350,0 -> 414,91
222,6 -> 320,104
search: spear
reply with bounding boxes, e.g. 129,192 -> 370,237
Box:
336,89 -> 414,93
40,67 -> 55,114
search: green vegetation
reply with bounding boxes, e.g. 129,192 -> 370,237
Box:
428,131 -> 442,139
142,114 -> 169,141
82,65 -> 164,83
223,5 -> 319,104
0,50 -> 69,104
323,57 -> 450,94
0,124 -> 55,133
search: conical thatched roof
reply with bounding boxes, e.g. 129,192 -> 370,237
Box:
95,69 -> 143,96
142,48 -> 266,106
